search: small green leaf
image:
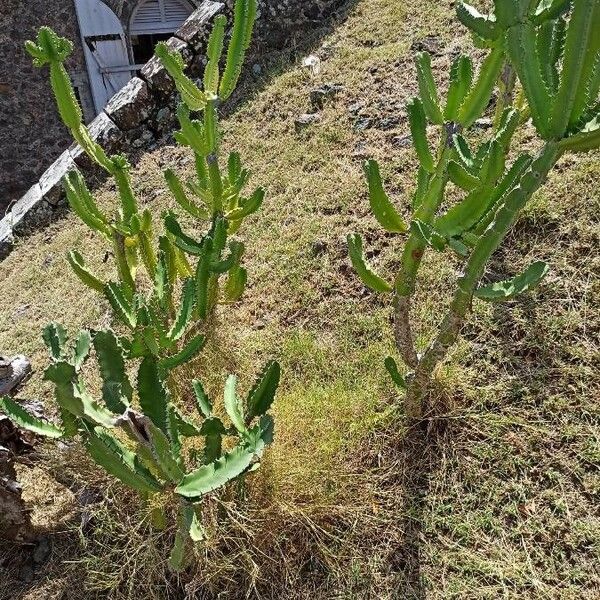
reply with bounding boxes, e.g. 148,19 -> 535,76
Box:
43,323 -> 68,360
168,278 -> 196,342
159,334 -> 206,370
456,2 -> 499,40
176,443 -> 256,498
474,261 -> 550,301
407,98 -> 435,174
85,426 -> 163,493
67,250 -> 106,293
224,375 -> 246,433
104,282 -> 136,329
93,330 -> 132,414
448,160 -> 481,191
137,357 -> 169,433
225,188 -> 265,220
223,265 -> 247,303
192,380 -> 213,418
182,504 -> 206,542
0,396 -> 64,438
72,330 -> 92,370
168,527 -> 187,571
384,356 -> 407,390
246,361 -> 281,420
347,233 -> 393,293
445,54 -> 474,121
416,52 -> 444,124
164,213 -> 205,256
410,220 -> 446,252
165,169 -> 209,220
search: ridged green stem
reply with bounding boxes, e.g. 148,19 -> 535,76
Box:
404,142 -> 561,417
113,234 -> 135,291
393,129 -> 452,368
113,167 -> 138,224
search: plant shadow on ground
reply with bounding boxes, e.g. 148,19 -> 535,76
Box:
389,422 -> 444,599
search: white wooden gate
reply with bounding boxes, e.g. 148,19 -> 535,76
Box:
74,0 -> 134,115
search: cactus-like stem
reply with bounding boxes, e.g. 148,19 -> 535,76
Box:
494,63 -> 516,128
404,143 -> 561,417
112,233 -> 135,291
393,295 -> 419,369
395,128 -> 452,293
389,128 -> 453,368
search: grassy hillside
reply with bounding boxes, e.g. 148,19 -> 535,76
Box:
1,0 -> 599,598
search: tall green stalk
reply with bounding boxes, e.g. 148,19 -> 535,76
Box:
3,0 -> 281,570
349,0 -> 600,418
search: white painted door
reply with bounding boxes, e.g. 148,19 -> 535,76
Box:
74,0 -> 134,114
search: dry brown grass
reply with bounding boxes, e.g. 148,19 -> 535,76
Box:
1,0 -> 599,598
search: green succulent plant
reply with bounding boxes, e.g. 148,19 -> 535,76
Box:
348,0 -> 600,418
2,0 -> 280,569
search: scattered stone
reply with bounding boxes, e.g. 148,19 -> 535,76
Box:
411,35 -> 444,57
377,116 -> 401,131
353,116 -> 373,131
1,415 -> 34,541
392,134 -> 412,148
352,140 -> 368,159
474,117 -> 494,129
348,101 -> 364,115
140,37 -> 193,94
0,356 -> 31,396
155,107 -> 172,125
295,113 -> 321,132
253,318 -> 267,330
311,240 -> 328,256
175,2 -> 223,51
0,358 -> 12,380
252,63 -> 263,76
301,54 -> 321,76
32,536 -> 52,565
68,111 -> 123,170
310,83 -> 344,110
39,150 -> 75,207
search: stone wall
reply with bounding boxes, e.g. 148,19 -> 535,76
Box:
0,0 -> 88,214
0,0 -> 348,260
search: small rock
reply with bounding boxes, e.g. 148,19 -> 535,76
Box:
411,35 -> 444,57
295,113 -> 321,132
252,63 -> 262,76
377,116 -> 400,131
32,536 -> 52,565
392,134 -> 412,148
0,356 -> 31,395
0,358 -> 13,380
474,117 -> 494,129
348,101 -> 364,115
352,140 -> 368,159
311,240 -> 327,256
310,83 -> 344,110
353,117 -> 373,131
253,318 -> 267,330
301,54 -> 321,76
155,107 -> 171,124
